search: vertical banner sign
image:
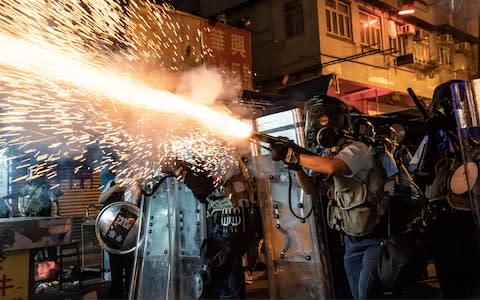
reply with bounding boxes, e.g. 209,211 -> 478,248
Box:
0,251 -> 29,300
202,21 -> 253,90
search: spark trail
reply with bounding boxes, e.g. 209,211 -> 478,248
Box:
0,0 -> 252,185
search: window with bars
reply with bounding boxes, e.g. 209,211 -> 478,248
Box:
413,41 -> 430,64
438,45 -> 452,65
388,22 -> 409,56
325,0 -> 352,40
389,36 -> 408,56
359,10 -> 381,49
285,0 -> 305,38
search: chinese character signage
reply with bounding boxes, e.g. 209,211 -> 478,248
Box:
128,5 -> 253,90
0,251 -> 29,300
202,21 -> 253,90
103,207 -> 138,250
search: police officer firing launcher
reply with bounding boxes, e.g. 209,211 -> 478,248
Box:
255,95 -> 400,299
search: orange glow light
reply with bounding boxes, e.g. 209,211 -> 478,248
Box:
398,9 -> 415,15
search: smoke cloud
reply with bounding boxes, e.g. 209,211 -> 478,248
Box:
176,65 -> 243,105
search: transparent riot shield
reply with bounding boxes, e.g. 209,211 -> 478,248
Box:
130,177 -> 206,300
450,79 -> 480,236
253,108 -> 334,299
253,157 -> 333,299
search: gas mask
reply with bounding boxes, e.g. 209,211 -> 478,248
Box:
316,126 -> 342,148
304,95 -> 349,150
352,118 -> 375,146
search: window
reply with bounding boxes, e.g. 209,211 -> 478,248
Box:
359,11 -> 381,49
389,35 -> 408,56
413,41 -> 430,64
438,45 -> 452,65
325,0 -> 352,39
388,22 -> 410,56
285,0 -> 304,38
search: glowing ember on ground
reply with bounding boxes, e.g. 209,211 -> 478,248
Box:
0,0 -> 252,184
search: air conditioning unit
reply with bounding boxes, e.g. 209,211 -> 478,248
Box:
455,41 -> 471,53
414,29 -> 429,41
398,24 -> 416,35
438,34 -> 454,44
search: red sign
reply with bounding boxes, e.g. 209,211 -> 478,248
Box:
202,22 -> 253,90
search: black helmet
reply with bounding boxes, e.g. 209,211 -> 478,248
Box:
375,124 -> 397,143
305,95 -> 349,148
429,80 -> 464,129
352,118 -> 375,145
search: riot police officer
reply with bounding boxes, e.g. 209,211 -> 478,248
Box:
98,169 -> 141,299
162,151 -> 258,299
269,96 -> 397,299
410,80 -> 480,298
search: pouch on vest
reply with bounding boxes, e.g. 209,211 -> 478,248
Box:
327,176 -> 378,236
327,163 -> 385,237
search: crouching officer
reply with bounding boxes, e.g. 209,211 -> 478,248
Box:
162,152 -> 258,299
267,96 -> 397,299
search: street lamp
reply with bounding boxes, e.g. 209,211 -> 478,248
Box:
398,0 -> 415,15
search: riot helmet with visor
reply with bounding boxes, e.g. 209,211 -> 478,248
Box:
428,80 -> 464,131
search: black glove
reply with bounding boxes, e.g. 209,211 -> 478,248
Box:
184,171 -> 216,204
161,158 -> 216,203
161,158 -> 189,177
270,141 -> 289,161
270,140 -> 300,168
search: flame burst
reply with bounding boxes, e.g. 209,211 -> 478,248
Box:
0,0 -> 252,185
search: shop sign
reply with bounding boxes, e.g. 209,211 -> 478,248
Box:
0,250 -> 29,300
202,21 -> 253,90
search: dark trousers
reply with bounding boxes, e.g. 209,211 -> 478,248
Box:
327,229 -> 353,299
108,251 -> 134,299
343,234 -> 383,299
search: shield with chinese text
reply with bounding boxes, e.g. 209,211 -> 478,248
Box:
95,201 -> 143,254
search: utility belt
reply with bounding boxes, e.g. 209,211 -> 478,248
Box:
209,207 -> 244,234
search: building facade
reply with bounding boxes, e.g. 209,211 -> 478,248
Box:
184,0 -> 479,114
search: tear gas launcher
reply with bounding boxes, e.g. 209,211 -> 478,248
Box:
250,131 -> 316,155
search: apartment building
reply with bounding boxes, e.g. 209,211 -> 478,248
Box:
182,0 -> 479,114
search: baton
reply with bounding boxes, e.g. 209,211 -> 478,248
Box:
407,88 -> 430,121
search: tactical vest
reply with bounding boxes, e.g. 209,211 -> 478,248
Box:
326,146 -> 386,237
